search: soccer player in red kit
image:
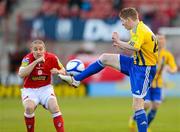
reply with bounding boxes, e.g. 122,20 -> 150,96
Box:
18,40 -> 65,132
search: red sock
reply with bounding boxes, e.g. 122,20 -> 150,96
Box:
53,115 -> 64,132
24,116 -> 35,132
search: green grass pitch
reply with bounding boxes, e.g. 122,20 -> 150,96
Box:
0,97 -> 180,132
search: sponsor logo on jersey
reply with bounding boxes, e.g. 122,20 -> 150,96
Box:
31,76 -> 48,81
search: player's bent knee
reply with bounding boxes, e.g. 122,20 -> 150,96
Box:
49,104 -> 60,113
25,105 -> 35,114
24,100 -> 36,114
152,102 -> 160,110
99,53 -> 120,70
144,102 -> 152,110
99,53 -> 110,65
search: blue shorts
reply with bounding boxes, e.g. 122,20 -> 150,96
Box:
144,87 -> 162,103
120,55 -> 156,98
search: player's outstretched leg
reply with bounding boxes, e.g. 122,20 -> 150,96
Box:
58,74 -> 80,88
59,59 -> 104,87
59,53 -> 120,87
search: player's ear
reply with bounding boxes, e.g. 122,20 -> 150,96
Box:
127,17 -> 133,22
42,42 -> 46,51
43,46 -> 46,52
29,41 -> 34,52
30,45 -> 33,52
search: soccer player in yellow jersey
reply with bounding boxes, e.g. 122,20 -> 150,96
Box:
144,35 -> 177,128
129,35 -> 177,132
59,7 -> 158,132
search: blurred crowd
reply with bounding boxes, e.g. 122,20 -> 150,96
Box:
27,0 -> 180,32
0,0 -> 180,85
0,0 -> 179,42
38,0 -> 121,19
0,0 -> 17,18
1,0 -> 180,30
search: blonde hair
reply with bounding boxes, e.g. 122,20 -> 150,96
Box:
119,7 -> 138,20
31,39 -> 46,48
32,40 -> 45,46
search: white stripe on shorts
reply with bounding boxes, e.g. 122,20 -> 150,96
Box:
141,66 -> 151,97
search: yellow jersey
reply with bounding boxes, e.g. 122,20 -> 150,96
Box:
151,48 -> 177,88
129,21 -> 158,66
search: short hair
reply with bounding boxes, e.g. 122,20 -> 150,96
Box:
119,7 -> 138,20
31,40 -> 45,47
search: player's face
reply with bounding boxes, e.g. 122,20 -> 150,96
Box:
31,43 -> 46,59
120,17 -> 133,30
157,35 -> 166,49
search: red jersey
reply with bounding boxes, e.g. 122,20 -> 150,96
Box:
20,52 -> 64,88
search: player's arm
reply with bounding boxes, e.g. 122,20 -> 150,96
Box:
165,66 -> 177,73
165,52 -> 177,74
112,32 -> 139,51
18,56 -> 45,78
50,56 -> 66,75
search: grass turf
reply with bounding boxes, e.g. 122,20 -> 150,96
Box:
0,97 -> 180,132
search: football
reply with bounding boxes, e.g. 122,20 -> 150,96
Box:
66,59 -> 85,76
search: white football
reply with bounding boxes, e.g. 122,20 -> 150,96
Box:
66,59 -> 85,76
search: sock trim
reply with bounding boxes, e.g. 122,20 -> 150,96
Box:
135,109 -> 145,117
97,60 -> 105,67
52,112 -> 62,118
24,113 -> 35,118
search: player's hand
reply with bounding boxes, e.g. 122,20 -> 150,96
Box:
36,56 -> 45,63
51,68 -> 66,75
112,32 -> 120,41
51,68 -> 59,74
112,32 -> 120,47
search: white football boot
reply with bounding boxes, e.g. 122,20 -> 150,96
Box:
58,74 -> 80,88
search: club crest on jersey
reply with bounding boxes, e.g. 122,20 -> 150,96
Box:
38,70 -> 43,75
